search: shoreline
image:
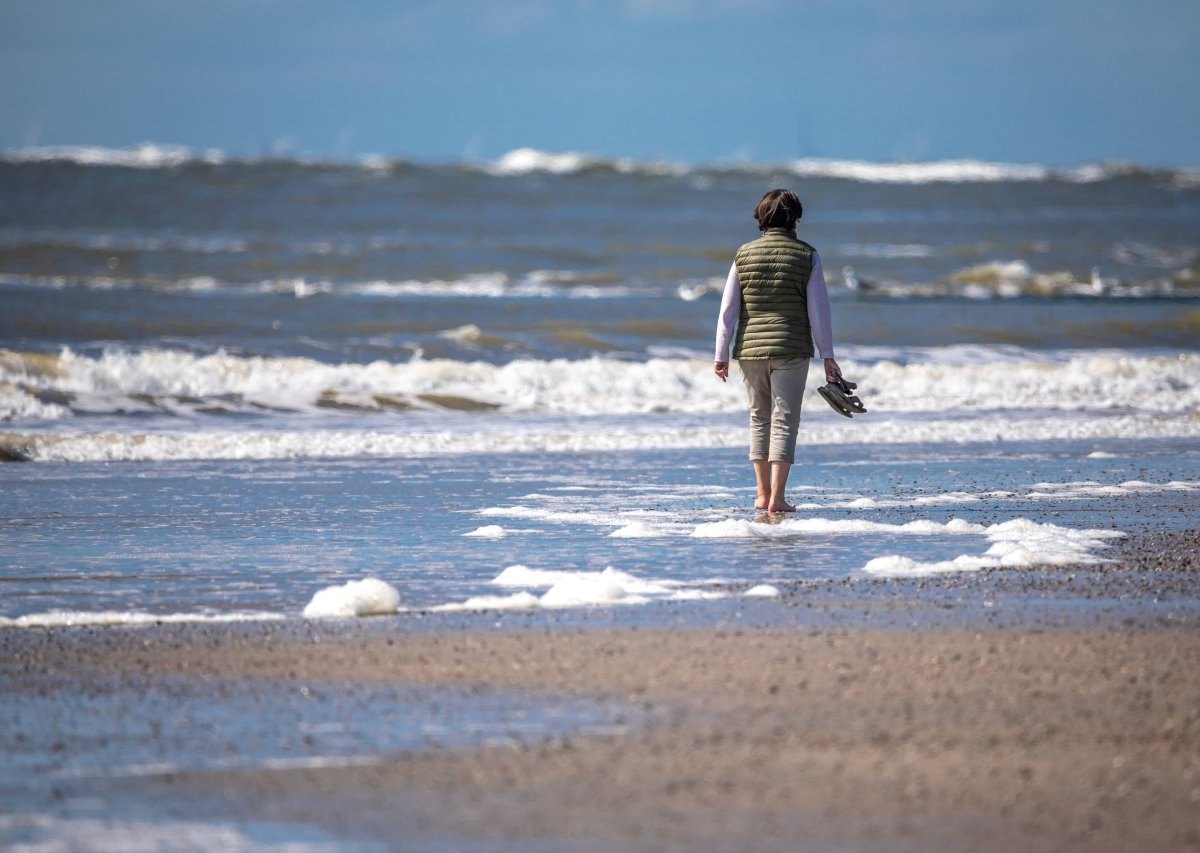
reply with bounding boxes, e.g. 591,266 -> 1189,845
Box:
3,529 -> 1198,851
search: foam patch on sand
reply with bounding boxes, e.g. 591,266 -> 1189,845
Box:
744,584 -> 782,597
302,578 -> 400,618
863,519 -> 1126,577
0,610 -> 286,629
690,514 -> 1125,578
494,565 -> 679,596
434,565 -> 718,612
434,592 -> 542,612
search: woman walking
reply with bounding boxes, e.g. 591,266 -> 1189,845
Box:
714,188 -> 842,513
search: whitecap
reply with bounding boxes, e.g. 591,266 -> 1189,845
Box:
464,525 -> 508,539
2,143 -> 226,169
785,157 -> 1049,184
4,346 -> 1198,426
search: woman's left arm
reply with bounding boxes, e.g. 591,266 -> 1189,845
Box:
806,252 -> 841,382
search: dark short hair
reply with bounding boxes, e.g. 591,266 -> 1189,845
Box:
754,189 -> 803,231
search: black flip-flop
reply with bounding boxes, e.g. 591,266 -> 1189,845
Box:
818,376 -> 867,418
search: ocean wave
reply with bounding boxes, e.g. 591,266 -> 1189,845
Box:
491,152 -> 1194,186
3,411 -> 1197,463
6,266 -> 1194,302
5,144 -> 1197,187
1,143 -> 227,169
2,346 -> 1197,424
483,147 -> 685,177
839,260 -> 1199,300
0,270 -> 642,300
0,228 -> 252,255
784,158 -> 1051,183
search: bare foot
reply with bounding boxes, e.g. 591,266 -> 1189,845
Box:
754,498 -> 769,510
766,501 -> 796,513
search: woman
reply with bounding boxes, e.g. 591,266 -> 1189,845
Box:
714,188 -> 842,513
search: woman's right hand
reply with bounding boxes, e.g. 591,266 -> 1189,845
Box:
714,361 -> 728,382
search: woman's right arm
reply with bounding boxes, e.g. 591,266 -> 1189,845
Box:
714,263 -> 740,381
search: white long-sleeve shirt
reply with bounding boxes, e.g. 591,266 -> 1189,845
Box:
714,249 -> 835,362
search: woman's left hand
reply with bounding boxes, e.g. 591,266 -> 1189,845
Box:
823,358 -> 842,384
714,361 -> 729,382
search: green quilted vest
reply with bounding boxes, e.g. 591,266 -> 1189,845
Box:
732,228 -> 815,359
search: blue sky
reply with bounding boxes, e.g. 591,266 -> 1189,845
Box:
2,0 -> 1198,166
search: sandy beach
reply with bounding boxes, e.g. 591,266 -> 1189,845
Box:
5,530 -> 1198,852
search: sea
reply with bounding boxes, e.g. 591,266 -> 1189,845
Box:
2,144 -> 1200,850
1,144 -> 1199,624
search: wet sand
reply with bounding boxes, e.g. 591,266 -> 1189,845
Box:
5,530 -> 1200,852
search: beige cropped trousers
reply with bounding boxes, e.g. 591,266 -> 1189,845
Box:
738,356 -> 810,464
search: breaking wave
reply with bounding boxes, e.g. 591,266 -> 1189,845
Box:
1,143 -> 227,169
5,144 -> 1197,187
0,271 -> 642,300
0,343 -> 1197,461
2,346 -> 1197,426
4,412 -> 1198,463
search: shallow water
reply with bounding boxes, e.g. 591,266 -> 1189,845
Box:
2,438 -> 1196,623
1,148 -> 1197,620
0,667 -> 635,852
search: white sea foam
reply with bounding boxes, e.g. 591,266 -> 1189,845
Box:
489,148 -> 604,175
5,145 -> 1189,186
692,516 -> 987,539
1024,479 -> 1200,499
0,815 -> 334,853
0,269 -> 641,300
464,524 -> 509,538
2,346 -> 1197,425
786,157 -> 1051,184
482,149 -> 1162,185
0,383 -> 70,420
2,143 -> 226,168
485,147 -> 682,177
839,242 -> 936,259
744,584 -> 782,597
302,578 -> 400,618
690,512 -> 1127,576
540,574 -> 637,607
609,521 -> 666,538
434,592 -> 541,612
813,491 -> 986,510
0,610 -> 285,629
862,519 -> 1125,577
475,564 -> 699,610
6,410 -> 1199,463
493,564 -> 678,594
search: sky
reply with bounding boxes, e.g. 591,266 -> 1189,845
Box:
2,0 -> 1198,167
